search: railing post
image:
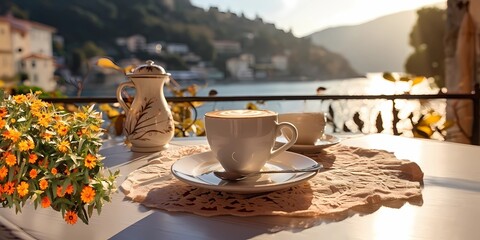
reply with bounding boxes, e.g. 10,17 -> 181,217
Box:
472,83 -> 480,145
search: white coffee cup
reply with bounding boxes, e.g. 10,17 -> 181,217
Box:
205,109 -> 298,174
278,112 -> 327,145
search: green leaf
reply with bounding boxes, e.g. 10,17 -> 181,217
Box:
88,204 -> 94,218
96,201 -> 102,215
62,178 -> 71,196
78,206 -> 89,225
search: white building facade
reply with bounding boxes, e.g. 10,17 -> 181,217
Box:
0,14 -> 56,91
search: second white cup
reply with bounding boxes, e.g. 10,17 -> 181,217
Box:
278,112 -> 327,145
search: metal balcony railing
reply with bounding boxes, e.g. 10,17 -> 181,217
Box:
41,84 -> 480,145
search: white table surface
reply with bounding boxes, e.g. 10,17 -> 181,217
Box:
1,134 -> 480,240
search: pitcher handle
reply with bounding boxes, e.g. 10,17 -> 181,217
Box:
270,122 -> 298,159
116,81 -> 134,111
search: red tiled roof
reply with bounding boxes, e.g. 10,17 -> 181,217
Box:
0,14 -> 56,33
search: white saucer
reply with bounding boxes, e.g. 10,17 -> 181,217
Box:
171,151 -> 320,194
276,134 -> 340,153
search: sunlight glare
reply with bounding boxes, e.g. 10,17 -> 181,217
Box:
372,206 -> 416,240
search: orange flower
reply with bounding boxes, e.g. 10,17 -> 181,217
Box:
51,168 -> 57,175
65,184 -> 74,195
30,99 -> 49,114
3,152 -> 17,167
2,129 -> 21,142
0,107 -> 7,118
3,182 -> 14,195
56,123 -> 69,136
80,186 -> 96,203
0,166 -> 7,180
0,119 -> 5,129
64,210 -> 78,225
13,95 -> 27,104
29,169 -> 38,179
28,153 -> 38,164
27,139 -> 35,149
41,196 -> 51,208
16,181 -> 29,197
84,154 -> 97,169
18,139 -> 34,152
37,112 -> 53,127
74,112 -> 87,121
58,141 -> 70,153
41,132 -> 52,141
39,179 -> 49,190
56,186 -> 65,197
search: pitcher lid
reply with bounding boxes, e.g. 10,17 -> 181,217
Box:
127,60 -> 170,77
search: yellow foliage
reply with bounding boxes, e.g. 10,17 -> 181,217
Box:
440,120 -> 455,131
96,58 -> 122,72
123,65 -> 135,74
413,125 -> 434,138
411,77 -> 425,86
99,104 -> 120,118
246,102 -> 259,110
382,72 -> 396,82
420,113 -> 442,126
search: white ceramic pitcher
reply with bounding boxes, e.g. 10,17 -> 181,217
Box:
116,60 -> 174,152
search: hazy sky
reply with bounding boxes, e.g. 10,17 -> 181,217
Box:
190,0 -> 446,37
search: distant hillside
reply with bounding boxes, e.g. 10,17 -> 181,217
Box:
2,0 -> 359,80
309,10 -> 417,74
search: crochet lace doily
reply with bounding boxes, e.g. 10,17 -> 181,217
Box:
121,144 -> 423,219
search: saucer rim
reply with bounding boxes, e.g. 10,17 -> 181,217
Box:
171,151 -> 319,194
276,134 -> 340,153
292,134 -> 340,147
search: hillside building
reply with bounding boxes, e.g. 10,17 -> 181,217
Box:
116,35 -> 147,53
166,43 -> 189,55
213,40 -> 241,54
0,14 -> 56,91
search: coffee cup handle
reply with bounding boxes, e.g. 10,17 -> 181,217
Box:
270,122 -> 298,159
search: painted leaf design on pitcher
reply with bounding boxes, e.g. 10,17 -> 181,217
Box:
125,97 -> 173,141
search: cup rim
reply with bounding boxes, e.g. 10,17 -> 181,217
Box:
205,109 -> 277,119
279,112 -> 326,116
